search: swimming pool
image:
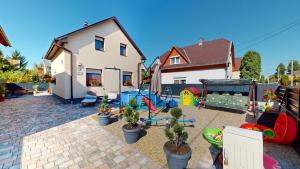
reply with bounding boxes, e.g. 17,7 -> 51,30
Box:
121,90 -> 164,109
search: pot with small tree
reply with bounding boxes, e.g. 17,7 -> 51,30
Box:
98,95 -> 111,126
164,107 -> 192,169
122,99 -> 140,144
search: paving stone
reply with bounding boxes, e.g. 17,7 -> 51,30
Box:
0,95 -> 161,169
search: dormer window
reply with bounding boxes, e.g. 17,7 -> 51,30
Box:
170,56 -> 180,64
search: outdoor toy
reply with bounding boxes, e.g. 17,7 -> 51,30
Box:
202,128 -> 223,148
263,153 -> 281,169
240,113 -> 297,144
180,87 -> 199,106
142,97 -> 157,111
140,116 -> 195,125
166,100 -> 178,108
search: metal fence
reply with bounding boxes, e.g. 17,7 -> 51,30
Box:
140,83 -> 279,101
8,83 -> 49,91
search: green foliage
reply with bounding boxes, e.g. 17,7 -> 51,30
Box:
240,51 -> 261,80
124,106 -> 139,127
280,75 -> 289,86
129,99 -> 138,110
276,63 -> 285,76
0,83 -> 5,94
99,95 -> 110,114
165,107 -> 188,150
10,50 -> 28,71
287,60 -> 300,74
0,50 -> 13,72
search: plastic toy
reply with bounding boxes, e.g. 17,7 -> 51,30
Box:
202,128 -> 223,148
240,113 -> 296,144
142,97 -> 157,111
180,87 -> 199,106
264,153 -> 281,169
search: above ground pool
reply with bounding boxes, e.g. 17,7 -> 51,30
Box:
121,90 -> 164,110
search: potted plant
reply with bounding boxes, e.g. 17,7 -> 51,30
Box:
164,107 -> 192,169
262,89 -> 278,111
98,95 -> 111,126
122,99 -> 140,144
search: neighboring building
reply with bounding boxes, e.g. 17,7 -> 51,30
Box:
159,38 -> 235,84
0,26 -> 11,47
44,17 -> 146,101
232,57 -> 242,79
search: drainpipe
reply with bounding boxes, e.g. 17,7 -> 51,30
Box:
53,41 -> 74,102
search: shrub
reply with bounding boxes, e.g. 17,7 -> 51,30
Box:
280,75 -> 289,86
99,95 -> 110,115
165,107 -> 188,150
124,99 -> 139,128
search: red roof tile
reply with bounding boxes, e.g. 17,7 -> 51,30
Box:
160,38 -> 232,70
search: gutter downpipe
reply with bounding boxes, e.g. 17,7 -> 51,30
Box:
53,41 -> 74,103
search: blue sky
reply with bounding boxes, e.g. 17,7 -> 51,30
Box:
0,0 -> 300,76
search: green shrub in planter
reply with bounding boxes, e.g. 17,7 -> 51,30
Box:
122,99 -> 140,144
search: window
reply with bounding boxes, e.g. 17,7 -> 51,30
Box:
86,68 -> 102,87
174,78 -> 186,84
120,43 -> 127,56
170,57 -> 180,64
123,71 -> 132,86
95,36 -> 104,51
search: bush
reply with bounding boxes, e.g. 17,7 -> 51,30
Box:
99,95 -> 110,115
280,75 -> 289,86
124,99 -> 139,128
165,107 -> 188,150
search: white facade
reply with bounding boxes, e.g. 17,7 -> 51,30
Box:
48,19 -> 144,100
162,68 -> 226,84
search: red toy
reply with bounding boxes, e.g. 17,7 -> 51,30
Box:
142,97 -> 157,111
240,113 -> 296,144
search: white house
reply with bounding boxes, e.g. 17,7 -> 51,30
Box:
159,38 -> 236,84
44,17 -> 146,101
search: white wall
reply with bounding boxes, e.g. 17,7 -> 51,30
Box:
50,50 -> 71,99
161,68 -> 226,84
62,19 -> 142,99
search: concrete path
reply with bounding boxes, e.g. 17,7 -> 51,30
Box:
0,95 -> 161,169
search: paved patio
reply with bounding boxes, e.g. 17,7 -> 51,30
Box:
0,95 -> 161,169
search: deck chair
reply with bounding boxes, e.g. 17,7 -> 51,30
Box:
81,91 -> 97,107
107,93 -> 118,103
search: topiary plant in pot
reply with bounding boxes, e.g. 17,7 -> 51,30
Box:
98,95 -> 111,126
122,99 -> 140,144
164,107 -> 192,169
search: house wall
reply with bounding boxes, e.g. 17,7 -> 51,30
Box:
60,20 -> 143,99
50,50 -> 71,99
163,49 -> 187,65
226,49 -> 233,79
232,71 -> 240,79
161,68 -> 226,84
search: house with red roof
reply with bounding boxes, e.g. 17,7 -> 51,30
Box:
159,38 -> 236,84
232,57 -> 242,79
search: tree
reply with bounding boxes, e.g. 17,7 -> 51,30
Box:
275,63 -> 285,76
10,50 -> 28,70
0,49 -> 13,72
287,60 -> 300,74
240,51 -> 261,80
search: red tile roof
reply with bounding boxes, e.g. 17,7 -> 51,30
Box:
0,26 -> 11,47
233,57 -> 242,71
160,38 -> 232,70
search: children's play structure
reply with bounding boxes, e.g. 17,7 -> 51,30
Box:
180,87 -> 200,106
240,112 -> 297,144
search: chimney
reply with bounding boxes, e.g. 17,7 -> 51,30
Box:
83,21 -> 89,27
198,37 -> 205,46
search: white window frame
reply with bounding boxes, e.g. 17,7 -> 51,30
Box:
170,56 -> 180,64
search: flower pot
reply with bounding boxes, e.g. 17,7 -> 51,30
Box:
122,124 -> 141,144
98,113 -> 111,126
163,141 -> 192,169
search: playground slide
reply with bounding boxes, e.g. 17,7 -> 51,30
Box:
142,97 -> 157,111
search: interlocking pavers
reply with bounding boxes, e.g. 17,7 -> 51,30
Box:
0,95 -> 161,169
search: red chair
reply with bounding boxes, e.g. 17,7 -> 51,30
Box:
240,113 -> 297,144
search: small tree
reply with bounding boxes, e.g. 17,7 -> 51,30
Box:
280,75 -> 289,86
240,51 -> 261,80
124,99 -> 139,128
287,60 -> 300,74
165,107 -> 188,151
275,63 -> 285,76
99,95 -> 110,115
